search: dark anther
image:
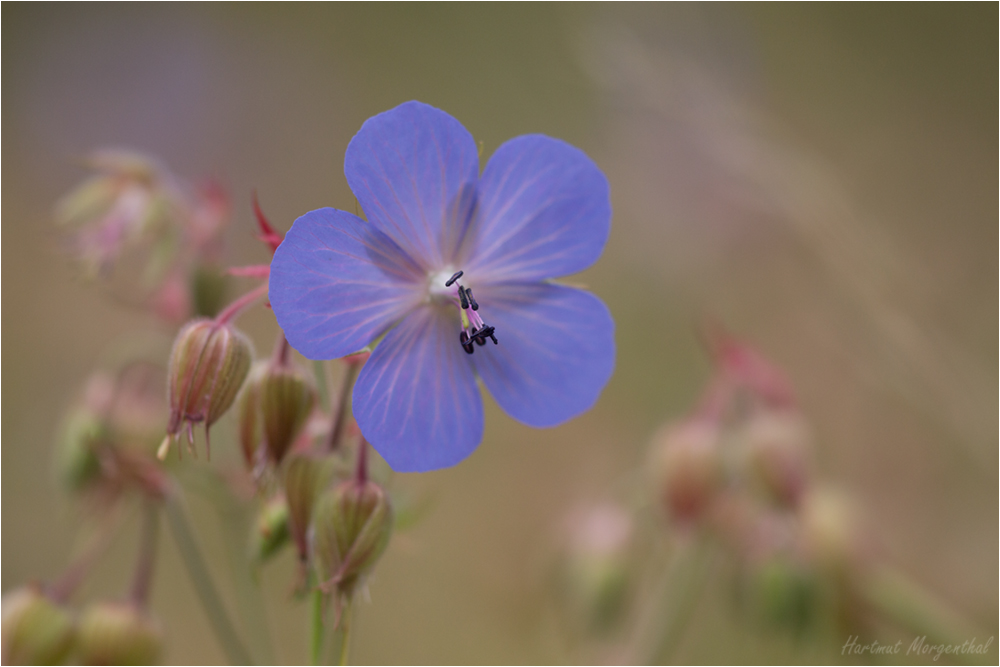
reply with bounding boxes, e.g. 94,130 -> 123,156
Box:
471,325 -> 498,346
445,270 -> 464,287
466,288 -> 479,311
459,331 -> 475,354
458,285 -> 470,309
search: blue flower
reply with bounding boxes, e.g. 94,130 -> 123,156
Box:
269,101 -> 615,472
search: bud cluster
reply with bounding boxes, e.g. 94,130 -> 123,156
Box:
645,332 -> 868,638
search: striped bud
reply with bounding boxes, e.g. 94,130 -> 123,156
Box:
1,586 -> 75,665
161,319 -> 252,459
74,601 -> 162,666
238,360 -> 316,469
283,454 -> 335,564
311,479 -> 393,596
742,411 -> 811,508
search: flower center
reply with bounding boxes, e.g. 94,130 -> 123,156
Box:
430,269 -> 498,355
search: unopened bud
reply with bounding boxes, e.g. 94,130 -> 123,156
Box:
557,504 -> 634,633
163,319 -> 252,459
238,361 -> 316,469
2,586 -> 75,665
651,421 -> 723,523
251,495 -> 291,563
311,480 -> 393,596
741,556 -> 816,634
741,411 -> 811,507
56,408 -> 108,492
283,455 -> 335,564
189,264 -> 229,319
799,487 -> 862,573
74,601 -> 162,665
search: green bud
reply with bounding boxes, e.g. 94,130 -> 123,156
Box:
650,421 -> 722,523
311,480 -> 393,596
238,361 -> 316,469
56,408 -> 107,492
2,586 -> 75,665
741,557 -> 817,636
74,601 -> 162,666
251,494 -> 291,563
189,264 -> 229,319
557,505 -> 634,634
283,455 -> 335,563
162,319 -> 252,459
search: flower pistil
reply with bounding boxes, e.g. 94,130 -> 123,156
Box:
438,269 -> 498,354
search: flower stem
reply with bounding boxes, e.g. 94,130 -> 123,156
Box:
48,505 -> 123,603
863,565 -> 975,653
313,360 -> 331,410
129,501 -> 159,607
326,363 -> 360,452
338,597 -> 354,666
215,282 -> 268,325
309,588 -> 326,666
164,499 -> 253,665
635,534 -> 716,664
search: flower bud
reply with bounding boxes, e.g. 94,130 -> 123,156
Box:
556,504 -> 634,634
740,556 -> 816,634
2,586 -> 75,665
283,454 -> 335,564
162,319 -> 252,459
56,408 -> 108,493
741,411 -> 811,507
311,479 -> 393,596
251,494 -> 291,564
799,487 -> 862,573
74,601 -> 162,666
238,360 -> 316,469
650,420 -> 723,523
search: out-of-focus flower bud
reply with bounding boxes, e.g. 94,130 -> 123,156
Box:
74,601 -> 162,666
650,420 -> 723,523
556,504 -> 634,634
240,359 -> 317,470
251,494 -> 291,564
283,455 -> 335,564
161,319 -> 252,459
741,411 -> 811,507
311,479 -> 393,597
740,555 -> 816,635
189,264 -> 229,319
799,487 -> 862,573
2,586 -> 76,665
56,408 -> 108,493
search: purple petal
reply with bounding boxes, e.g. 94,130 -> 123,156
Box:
353,306 -> 484,472
269,208 -> 424,360
345,101 -> 479,270
471,282 -> 615,427
464,135 -> 611,283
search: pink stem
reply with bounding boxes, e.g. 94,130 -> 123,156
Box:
215,282 -> 268,325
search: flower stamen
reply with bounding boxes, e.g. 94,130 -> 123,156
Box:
442,270 -> 498,354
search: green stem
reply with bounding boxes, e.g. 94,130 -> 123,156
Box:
338,598 -> 354,666
864,565 -> 978,660
164,499 -> 253,665
313,360 -> 330,411
310,588 -> 326,665
326,363 -> 360,452
638,534 -> 716,664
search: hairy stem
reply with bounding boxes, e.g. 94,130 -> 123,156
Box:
338,597 -> 354,666
48,506 -> 123,603
310,588 -> 325,666
129,501 -> 159,607
165,499 -> 253,665
326,363 -> 360,452
215,282 -> 268,325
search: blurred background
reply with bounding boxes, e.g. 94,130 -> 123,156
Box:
3,4 -> 996,664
